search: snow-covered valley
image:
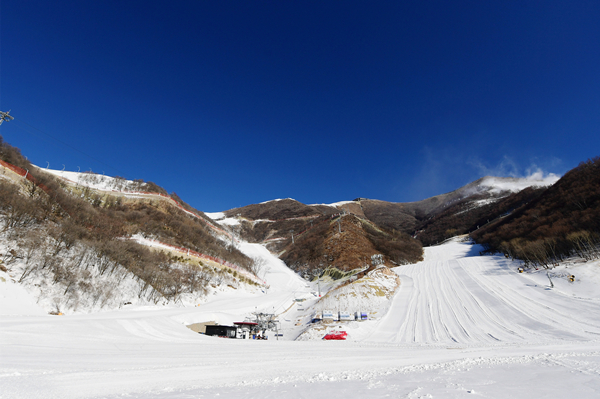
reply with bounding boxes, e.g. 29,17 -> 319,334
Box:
2,239 -> 600,398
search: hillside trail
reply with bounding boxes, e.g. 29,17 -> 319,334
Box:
363,238 -> 600,346
173,241 -> 312,327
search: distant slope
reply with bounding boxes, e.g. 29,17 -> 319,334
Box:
218,200 -> 423,274
280,213 -> 422,274
414,186 -> 548,246
216,175 -> 559,275
358,175 -> 559,237
471,157 -> 600,266
34,166 -> 251,269
226,198 -> 336,220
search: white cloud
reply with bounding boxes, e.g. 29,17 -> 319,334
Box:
468,155 -> 562,183
523,167 -> 560,185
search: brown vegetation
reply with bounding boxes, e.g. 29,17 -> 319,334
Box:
226,199 -> 337,220
360,200 -> 420,234
0,135 -> 255,308
280,214 -> 422,276
415,187 -> 547,246
471,157 -> 600,266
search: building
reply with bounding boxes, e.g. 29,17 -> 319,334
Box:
205,325 -> 237,338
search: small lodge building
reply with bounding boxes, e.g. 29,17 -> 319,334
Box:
204,325 -> 237,339
204,322 -> 260,339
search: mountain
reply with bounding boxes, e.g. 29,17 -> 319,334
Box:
208,198 -> 422,274
2,134 -> 595,315
358,175 -> 559,239
207,175 -> 559,275
0,137 -> 262,314
471,157 -> 600,266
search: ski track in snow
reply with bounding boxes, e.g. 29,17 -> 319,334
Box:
367,244 -> 600,346
2,240 -> 600,398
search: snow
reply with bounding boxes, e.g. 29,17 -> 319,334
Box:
204,211 -> 225,220
39,167 -> 171,201
259,198 -> 296,204
217,217 -> 241,226
473,197 -> 498,207
2,238 -> 600,398
516,259 -> 600,300
309,200 -> 355,207
0,229 -> 167,315
42,168 -> 131,192
0,271 -> 47,316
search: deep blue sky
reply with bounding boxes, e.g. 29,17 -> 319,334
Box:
1,1 -> 599,211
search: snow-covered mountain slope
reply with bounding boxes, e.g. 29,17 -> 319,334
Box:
0,160 -> 263,315
43,167 -> 155,192
2,239 -> 600,398
367,240 -> 600,344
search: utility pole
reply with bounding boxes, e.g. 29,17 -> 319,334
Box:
0,110 -> 14,126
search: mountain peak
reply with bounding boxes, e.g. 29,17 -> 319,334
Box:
477,174 -> 560,194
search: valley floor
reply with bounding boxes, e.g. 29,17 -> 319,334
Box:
2,240 -> 600,398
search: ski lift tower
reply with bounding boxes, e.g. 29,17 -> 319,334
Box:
0,110 -> 14,126
252,312 -> 280,339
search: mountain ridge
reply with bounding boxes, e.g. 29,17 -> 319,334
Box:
3,135 -> 596,317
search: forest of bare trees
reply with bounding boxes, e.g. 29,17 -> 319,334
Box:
414,187 -> 548,246
0,136 -> 257,313
280,214 -> 423,276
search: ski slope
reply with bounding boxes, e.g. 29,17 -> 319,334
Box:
367,241 -> 600,345
2,240 -> 600,398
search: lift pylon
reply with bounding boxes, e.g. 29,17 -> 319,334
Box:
0,110 -> 14,126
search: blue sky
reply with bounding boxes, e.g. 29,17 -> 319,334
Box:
1,1 -> 598,211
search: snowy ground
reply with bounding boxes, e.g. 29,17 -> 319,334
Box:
2,239 -> 600,398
